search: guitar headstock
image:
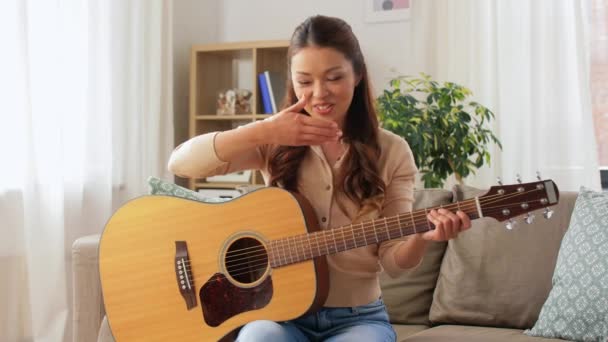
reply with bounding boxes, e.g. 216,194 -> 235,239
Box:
479,179 -> 559,228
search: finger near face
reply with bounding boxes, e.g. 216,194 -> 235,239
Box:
288,92 -> 309,112
301,125 -> 341,139
299,114 -> 339,129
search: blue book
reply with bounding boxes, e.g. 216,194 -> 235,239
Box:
265,70 -> 286,113
258,73 -> 273,114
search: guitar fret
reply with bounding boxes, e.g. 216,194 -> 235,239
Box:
278,239 -> 285,266
297,236 -> 303,262
372,219 -> 379,243
396,214 -> 403,236
425,208 -> 432,231
360,223 -> 367,245
274,239 -> 279,266
305,235 -> 312,260
288,236 -> 294,264
268,240 -> 274,266
315,232 -> 321,257
284,237 -> 289,265
283,239 -> 288,266
287,236 -> 295,264
276,240 -> 281,266
306,235 -> 312,259
297,235 -> 303,261
279,239 -> 285,266
282,237 -> 287,265
410,212 -> 416,234
350,224 -> 357,248
384,217 -> 391,240
331,229 -> 338,254
295,235 -> 303,262
270,240 -> 276,266
291,236 -> 298,263
321,231 -> 329,254
300,235 -> 307,261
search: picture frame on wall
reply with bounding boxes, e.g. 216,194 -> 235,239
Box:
364,0 -> 411,23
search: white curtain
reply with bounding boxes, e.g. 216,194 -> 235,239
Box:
0,1 -> 174,341
409,0 -> 601,191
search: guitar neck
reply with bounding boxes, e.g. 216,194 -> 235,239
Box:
268,198 -> 481,268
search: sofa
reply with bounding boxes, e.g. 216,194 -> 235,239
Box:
72,184 -> 582,342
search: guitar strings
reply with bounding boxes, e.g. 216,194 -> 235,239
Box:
217,198 -> 548,274
189,189 -> 550,284
221,188 -> 533,260
186,196 -> 490,272
221,187 -> 544,262
192,203 -> 549,284
183,188 -> 544,272
179,193 -> 541,274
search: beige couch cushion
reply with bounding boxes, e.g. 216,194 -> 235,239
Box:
429,185 -> 579,329
380,189 -> 452,325
402,325 -> 569,341
393,324 -> 429,342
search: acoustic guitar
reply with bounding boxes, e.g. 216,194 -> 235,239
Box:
99,179 -> 559,341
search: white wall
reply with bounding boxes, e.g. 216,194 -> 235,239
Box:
172,0 -> 220,185
218,0 -> 415,98
172,0 -> 220,148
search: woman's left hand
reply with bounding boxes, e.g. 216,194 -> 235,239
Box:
422,209 -> 472,241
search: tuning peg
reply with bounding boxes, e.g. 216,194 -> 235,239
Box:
524,212 -> 535,224
543,207 -> 554,219
496,177 -> 503,186
516,174 -> 522,184
536,171 -> 542,181
505,218 -> 517,230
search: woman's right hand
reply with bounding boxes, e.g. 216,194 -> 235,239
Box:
262,94 -> 342,146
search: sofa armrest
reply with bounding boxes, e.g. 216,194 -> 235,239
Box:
72,234 -> 104,342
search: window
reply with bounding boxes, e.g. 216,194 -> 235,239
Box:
591,0 -> 608,189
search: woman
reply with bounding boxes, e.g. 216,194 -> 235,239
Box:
168,15 -> 471,342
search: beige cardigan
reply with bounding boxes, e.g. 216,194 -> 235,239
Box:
168,127 -> 419,307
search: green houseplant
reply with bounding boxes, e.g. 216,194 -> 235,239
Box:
377,73 -> 502,188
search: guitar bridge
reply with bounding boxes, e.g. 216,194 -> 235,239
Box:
175,241 -> 197,310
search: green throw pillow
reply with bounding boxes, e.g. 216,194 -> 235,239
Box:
147,176 -> 228,203
525,187 -> 608,341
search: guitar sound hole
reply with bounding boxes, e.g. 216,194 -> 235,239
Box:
225,237 -> 268,285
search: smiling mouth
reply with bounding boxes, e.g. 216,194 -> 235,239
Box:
313,104 -> 334,114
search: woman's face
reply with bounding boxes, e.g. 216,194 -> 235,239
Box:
290,46 -> 359,128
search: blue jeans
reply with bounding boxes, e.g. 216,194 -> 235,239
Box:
235,298 -> 396,342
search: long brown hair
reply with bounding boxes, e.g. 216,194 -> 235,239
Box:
268,15 -> 385,204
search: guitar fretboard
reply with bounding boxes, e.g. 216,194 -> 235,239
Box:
268,198 -> 481,268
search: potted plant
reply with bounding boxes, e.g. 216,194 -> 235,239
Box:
377,73 -> 502,188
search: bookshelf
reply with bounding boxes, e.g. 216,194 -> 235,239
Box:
188,40 -> 289,191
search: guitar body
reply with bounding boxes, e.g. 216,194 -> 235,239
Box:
99,187 -> 328,341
